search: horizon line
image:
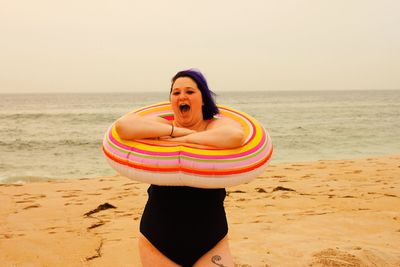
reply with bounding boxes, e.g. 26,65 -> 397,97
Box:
1,88 -> 399,95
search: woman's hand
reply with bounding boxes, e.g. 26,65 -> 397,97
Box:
115,110 -> 244,149
115,112 -> 196,140
163,118 -> 245,149
115,114 -> 167,139
158,127 -> 196,140
171,126 -> 196,137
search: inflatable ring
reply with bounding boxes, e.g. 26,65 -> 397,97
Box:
103,102 -> 273,188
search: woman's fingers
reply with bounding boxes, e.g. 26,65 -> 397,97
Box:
172,127 -> 196,137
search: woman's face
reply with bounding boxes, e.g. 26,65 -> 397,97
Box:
170,77 -> 203,127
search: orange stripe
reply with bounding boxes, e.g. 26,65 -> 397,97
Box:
103,147 -> 180,172
103,146 -> 273,175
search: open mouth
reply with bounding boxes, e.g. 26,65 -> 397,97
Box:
179,103 -> 190,112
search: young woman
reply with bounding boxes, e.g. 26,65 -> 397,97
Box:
115,69 -> 244,267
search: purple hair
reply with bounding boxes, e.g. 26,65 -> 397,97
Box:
170,69 -> 219,120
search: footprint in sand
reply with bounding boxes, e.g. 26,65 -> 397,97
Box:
62,194 -> 80,198
255,188 -> 267,193
16,200 -> 35,204
45,226 -> 59,231
14,194 -> 45,210
1,233 -> 14,239
99,178 -> 118,182
311,248 -> 396,267
15,194 -> 46,203
123,182 -> 139,186
310,248 -> 363,266
13,193 -> 30,197
56,189 -> 82,193
23,204 -> 41,210
101,187 -> 112,191
87,192 -> 102,196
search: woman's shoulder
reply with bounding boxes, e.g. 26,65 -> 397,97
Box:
206,116 -> 241,130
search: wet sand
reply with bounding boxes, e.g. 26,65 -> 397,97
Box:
1,155 -> 399,266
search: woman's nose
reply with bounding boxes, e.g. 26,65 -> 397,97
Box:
178,92 -> 187,100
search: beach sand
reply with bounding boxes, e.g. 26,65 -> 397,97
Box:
1,155 -> 399,267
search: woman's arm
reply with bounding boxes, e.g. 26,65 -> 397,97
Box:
115,113 -> 195,140
166,118 -> 245,149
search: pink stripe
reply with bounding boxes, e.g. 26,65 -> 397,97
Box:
126,154 -> 179,167
104,135 -> 272,171
221,107 -> 256,146
179,142 -> 271,170
106,103 -> 268,159
108,130 -> 180,157
108,127 -> 268,160
180,128 -> 267,160
104,142 -> 179,167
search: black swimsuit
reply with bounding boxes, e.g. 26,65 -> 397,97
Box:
140,185 -> 228,267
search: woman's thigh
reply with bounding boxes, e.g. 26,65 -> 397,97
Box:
138,234 -> 234,267
193,236 -> 234,267
138,234 -> 180,267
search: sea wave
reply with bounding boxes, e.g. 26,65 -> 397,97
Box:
0,139 -> 102,150
0,112 -> 119,124
1,90 -> 399,183
0,175 -> 54,184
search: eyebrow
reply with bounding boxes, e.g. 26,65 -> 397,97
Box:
171,87 -> 196,91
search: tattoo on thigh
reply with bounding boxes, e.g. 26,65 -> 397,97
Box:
211,255 -> 226,267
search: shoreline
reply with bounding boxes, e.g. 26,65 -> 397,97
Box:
2,153 -> 398,185
1,155 -> 399,266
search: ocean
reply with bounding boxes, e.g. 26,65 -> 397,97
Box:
0,90 -> 399,183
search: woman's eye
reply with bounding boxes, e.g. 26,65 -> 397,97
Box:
172,92 -> 180,95
186,91 -> 194,94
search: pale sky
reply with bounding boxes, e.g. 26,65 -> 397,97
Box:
1,0 -> 399,93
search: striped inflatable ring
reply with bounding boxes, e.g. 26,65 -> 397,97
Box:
102,102 -> 273,188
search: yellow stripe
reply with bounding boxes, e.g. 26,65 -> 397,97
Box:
111,102 -> 266,156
